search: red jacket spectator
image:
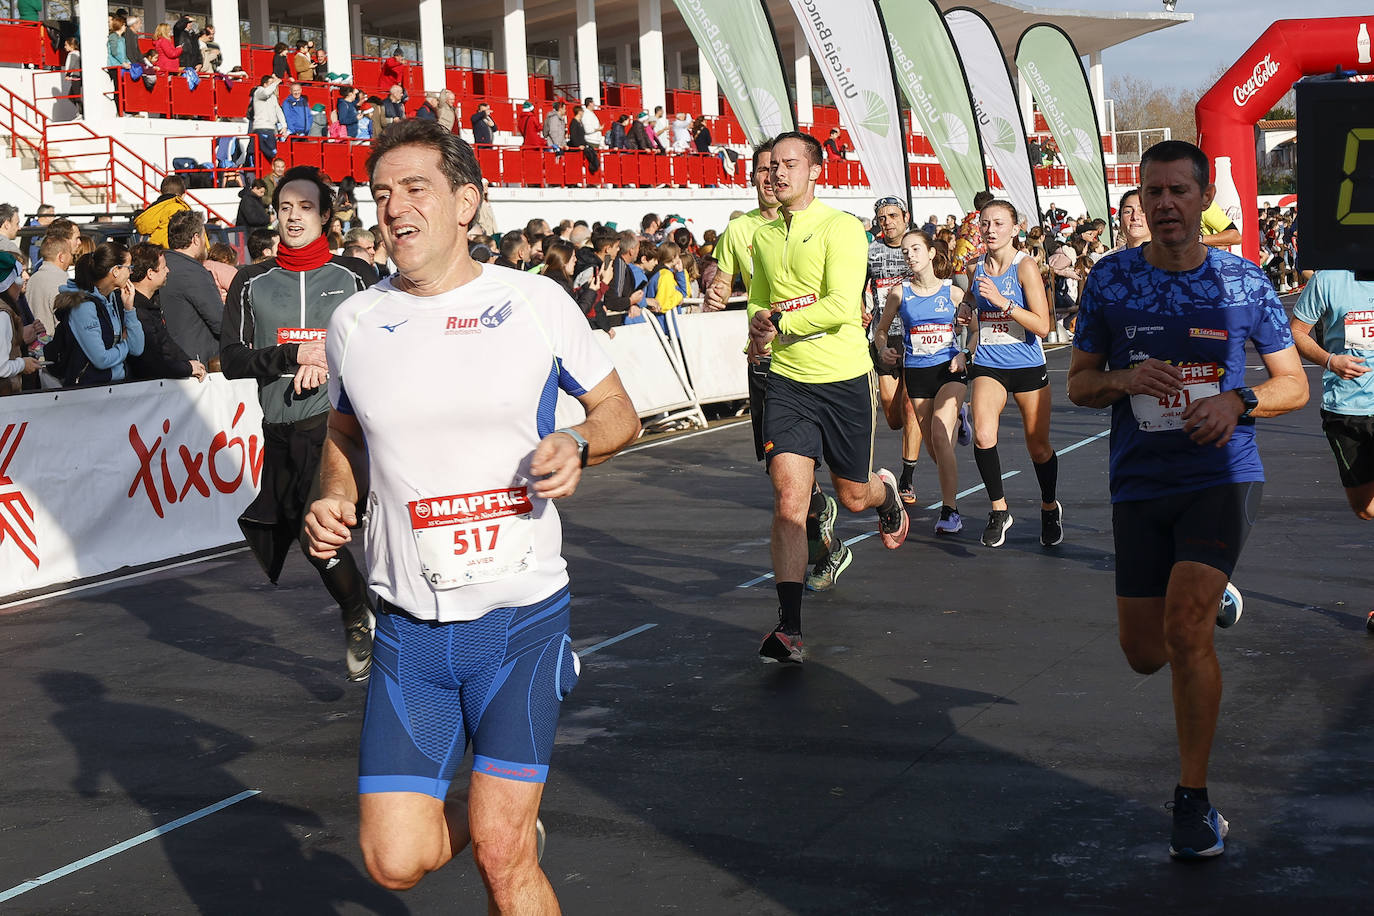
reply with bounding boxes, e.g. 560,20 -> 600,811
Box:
153,37 -> 183,72
380,53 -> 407,92
518,104 -> 542,149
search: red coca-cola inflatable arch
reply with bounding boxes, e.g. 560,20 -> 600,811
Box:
1196,16 -> 1374,263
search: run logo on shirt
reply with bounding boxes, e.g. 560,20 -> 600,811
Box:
277,327 -> 326,344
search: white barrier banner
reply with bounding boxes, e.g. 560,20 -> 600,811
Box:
676,310 -> 748,403
0,377 -> 264,597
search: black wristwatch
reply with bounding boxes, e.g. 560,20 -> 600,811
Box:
1235,386 -> 1258,419
555,427 -> 589,467
769,311 -> 784,332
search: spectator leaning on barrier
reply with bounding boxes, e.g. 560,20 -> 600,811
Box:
601,230 -> 644,325
160,210 -> 224,369
107,14 -> 131,68
250,75 -> 289,163
199,24 -> 222,73
126,241 -> 206,382
415,93 -> 438,121
118,11 -> 142,68
518,102 -> 541,149
606,115 -> 628,150
151,23 -> 183,74
134,175 -> 191,248
57,242 -> 144,387
336,87 -> 360,138
469,101 -> 494,146
581,96 -> 603,147
544,100 -> 567,153
282,82 -> 311,136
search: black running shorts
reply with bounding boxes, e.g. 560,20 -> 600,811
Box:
1111,482 -> 1263,598
762,370 -> 876,483
1321,410 -> 1374,489
969,363 -> 1049,393
904,363 -> 969,400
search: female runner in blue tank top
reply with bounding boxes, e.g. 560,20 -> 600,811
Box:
875,229 -> 969,535
962,199 -> 1062,548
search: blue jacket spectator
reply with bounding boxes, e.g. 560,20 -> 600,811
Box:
337,90 -> 360,138
62,242 -> 145,386
281,85 -> 311,135
470,102 -> 495,145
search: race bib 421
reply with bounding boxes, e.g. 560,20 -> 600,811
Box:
1130,363 -> 1221,432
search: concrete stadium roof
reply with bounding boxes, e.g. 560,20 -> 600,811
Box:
337,0 -> 1191,67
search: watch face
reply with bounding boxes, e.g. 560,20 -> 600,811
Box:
1296,80 -> 1374,271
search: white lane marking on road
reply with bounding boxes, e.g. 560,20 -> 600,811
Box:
0,790 -> 261,902
577,623 -> 658,656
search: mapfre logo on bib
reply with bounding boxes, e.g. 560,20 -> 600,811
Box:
276,327 -> 326,344
410,488 -> 533,528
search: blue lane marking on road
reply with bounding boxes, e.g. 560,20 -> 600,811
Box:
0,789 -> 262,903
578,623 -> 658,657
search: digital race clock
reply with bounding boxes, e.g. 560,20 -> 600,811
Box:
1295,79 -> 1374,271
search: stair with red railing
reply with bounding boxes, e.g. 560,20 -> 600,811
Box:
0,81 -> 233,224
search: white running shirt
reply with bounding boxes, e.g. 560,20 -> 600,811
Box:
326,264 -> 615,622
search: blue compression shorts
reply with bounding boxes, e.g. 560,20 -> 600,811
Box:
358,587 -> 579,799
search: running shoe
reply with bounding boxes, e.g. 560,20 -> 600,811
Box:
536,818 -> 546,864
806,543 -> 853,591
876,468 -> 910,549
807,494 -> 839,564
759,627 -> 804,664
934,506 -> 963,536
981,510 -> 1013,548
1217,583 -> 1243,629
1040,501 -> 1064,547
1168,788 -> 1228,859
343,605 -> 375,683
957,403 -> 973,447
899,483 -> 917,505
1367,610 -> 1374,634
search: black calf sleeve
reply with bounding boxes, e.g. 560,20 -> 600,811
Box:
306,544 -> 369,617
974,446 -> 1005,502
1033,453 -> 1059,504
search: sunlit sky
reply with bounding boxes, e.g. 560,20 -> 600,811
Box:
1054,1 -> 1372,93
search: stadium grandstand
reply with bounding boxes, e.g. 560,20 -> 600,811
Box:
0,0 -> 1189,232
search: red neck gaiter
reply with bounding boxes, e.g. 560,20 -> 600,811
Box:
276,234 -> 333,271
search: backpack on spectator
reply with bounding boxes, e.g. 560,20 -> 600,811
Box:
46,293 -> 115,386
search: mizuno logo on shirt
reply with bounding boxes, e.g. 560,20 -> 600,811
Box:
803,234 -> 815,243
380,320 -> 408,333
321,290 -> 345,296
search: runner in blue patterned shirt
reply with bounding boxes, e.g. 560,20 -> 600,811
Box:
1067,140 -> 1308,861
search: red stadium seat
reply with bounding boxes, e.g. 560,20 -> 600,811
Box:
562,152 -> 587,187
599,153 -> 622,187
519,149 -> 544,186
668,154 -> 690,188
636,153 -> 656,187
476,147 -> 501,184
351,59 -> 383,88
653,155 -> 671,187
170,75 -> 216,120
322,141 -> 351,181
686,155 -> 705,187
286,138 -> 325,172
120,71 -> 171,118
351,144 -> 371,182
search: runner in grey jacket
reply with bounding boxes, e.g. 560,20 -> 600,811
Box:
221,165 -> 377,681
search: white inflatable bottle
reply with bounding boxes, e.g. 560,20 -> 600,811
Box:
1358,23 -> 1371,65
1212,156 -> 1244,256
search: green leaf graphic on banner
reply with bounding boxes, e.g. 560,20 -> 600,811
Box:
990,116 -> 1017,153
933,112 -> 972,156
859,90 -> 891,138
1070,127 -> 1096,161
750,88 -> 785,136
